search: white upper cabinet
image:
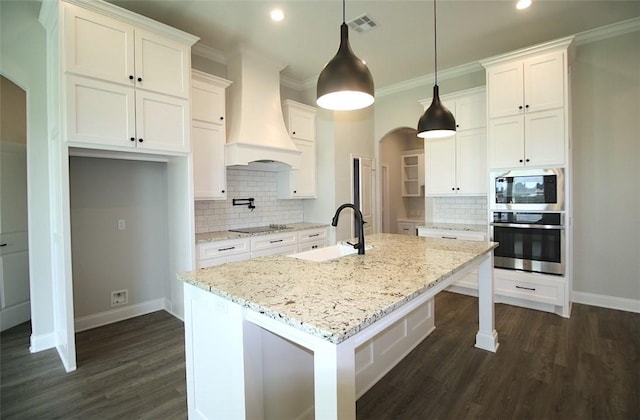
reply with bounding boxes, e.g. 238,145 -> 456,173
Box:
278,101 -> 317,199
421,87 -> 487,196
62,1 -> 197,154
191,71 -> 232,201
64,4 -> 190,98
482,38 -> 573,169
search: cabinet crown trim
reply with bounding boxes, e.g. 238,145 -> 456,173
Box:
282,99 -> 317,114
419,86 -> 486,108
192,70 -> 232,88
479,36 -> 574,68
62,0 -> 199,45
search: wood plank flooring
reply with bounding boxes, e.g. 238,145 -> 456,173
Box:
1,293 -> 638,419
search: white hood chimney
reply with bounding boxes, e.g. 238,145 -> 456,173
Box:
225,47 -> 301,169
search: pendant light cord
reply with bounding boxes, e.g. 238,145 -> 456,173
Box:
433,0 -> 438,85
342,0 -> 346,24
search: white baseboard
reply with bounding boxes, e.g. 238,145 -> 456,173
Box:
1,301 -> 31,332
74,298 -> 168,332
572,291 -> 640,314
30,331 -> 56,353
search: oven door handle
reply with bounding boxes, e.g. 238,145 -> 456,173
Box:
491,222 -> 565,230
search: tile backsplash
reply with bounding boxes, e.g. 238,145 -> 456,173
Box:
195,168 -> 304,234
430,196 -> 488,225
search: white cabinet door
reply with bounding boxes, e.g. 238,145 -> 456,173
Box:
426,138 -> 456,196
524,108 -> 565,167
135,90 -> 190,153
487,61 -> 524,119
283,100 -> 316,141
523,51 -> 565,113
66,75 -> 136,149
456,128 -> 487,195
63,4 -> 135,85
191,78 -> 226,125
134,28 -> 190,99
193,121 -> 226,200
455,91 -> 486,131
397,222 -> 417,236
282,140 -> 317,198
488,115 -> 525,169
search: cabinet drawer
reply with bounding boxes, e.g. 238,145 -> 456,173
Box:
495,274 -> 564,306
297,239 -> 327,253
251,244 -> 298,259
251,232 -> 298,252
198,238 -> 250,261
0,232 -> 28,256
397,222 -> 417,236
418,228 -> 486,241
297,228 -> 327,243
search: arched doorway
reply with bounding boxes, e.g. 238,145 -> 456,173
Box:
378,127 -> 424,233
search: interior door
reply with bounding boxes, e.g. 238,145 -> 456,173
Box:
352,156 -> 375,238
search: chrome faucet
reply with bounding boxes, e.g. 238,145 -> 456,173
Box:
331,203 -> 366,255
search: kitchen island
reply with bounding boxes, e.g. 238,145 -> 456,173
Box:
179,233 -> 499,420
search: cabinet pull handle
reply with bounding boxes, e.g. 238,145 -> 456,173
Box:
137,77 -> 142,82
525,104 -> 529,109
221,190 -> 225,193
130,137 -> 135,142
451,187 -> 455,191
270,239 -> 283,244
441,236 -> 456,240
292,131 -> 296,135
525,158 -> 530,163
218,246 -> 236,251
220,116 -> 224,121
0,243 -> 7,247
456,187 -> 460,190
293,190 -> 297,194
518,105 -> 523,110
129,75 -> 134,80
519,159 -> 524,163
308,233 -> 320,237
138,138 -> 144,143
516,285 -> 536,291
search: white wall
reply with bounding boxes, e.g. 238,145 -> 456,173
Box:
194,168 -> 304,233
69,157 -> 170,318
0,1 -> 55,343
571,31 -> 640,301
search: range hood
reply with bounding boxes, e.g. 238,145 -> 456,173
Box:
225,47 -> 301,170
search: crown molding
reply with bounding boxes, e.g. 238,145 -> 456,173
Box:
192,43 -> 227,64
574,17 -> 640,46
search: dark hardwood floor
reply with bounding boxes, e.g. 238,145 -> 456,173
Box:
2,293 -> 638,419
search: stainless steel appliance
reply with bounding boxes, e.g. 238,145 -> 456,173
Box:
490,168 -> 564,211
491,211 -> 565,275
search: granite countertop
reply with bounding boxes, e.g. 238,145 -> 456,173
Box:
418,223 -> 488,232
179,233 -> 497,344
195,222 -> 330,244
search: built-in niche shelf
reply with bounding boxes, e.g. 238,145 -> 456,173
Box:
401,153 -> 425,197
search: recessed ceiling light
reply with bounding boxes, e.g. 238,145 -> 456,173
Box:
270,9 -> 285,22
516,0 -> 532,10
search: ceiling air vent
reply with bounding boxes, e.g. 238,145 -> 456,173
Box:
347,13 -> 378,33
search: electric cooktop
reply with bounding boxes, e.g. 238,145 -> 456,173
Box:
229,224 -> 291,234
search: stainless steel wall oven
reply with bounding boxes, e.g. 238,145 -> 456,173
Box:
491,211 -> 565,276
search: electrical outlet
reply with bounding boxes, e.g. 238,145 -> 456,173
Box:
117,219 -> 126,231
111,289 -> 128,306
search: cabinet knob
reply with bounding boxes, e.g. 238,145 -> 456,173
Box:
525,158 -> 530,163
293,190 -> 297,194
519,159 -> 524,163
130,137 -> 135,142
220,116 -> 224,121
292,131 -> 296,135
525,104 -> 529,109
456,187 -> 460,190
138,138 -> 143,143
456,124 -> 459,128
451,187 -> 455,191
137,77 -> 142,82
129,75 -> 134,80
518,105 -> 523,110
221,190 -> 225,193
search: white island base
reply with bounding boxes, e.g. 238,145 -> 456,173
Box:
183,251 -> 498,420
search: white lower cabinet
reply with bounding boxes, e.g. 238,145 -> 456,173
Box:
197,238 -> 251,269
397,221 -> 419,236
494,269 -> 564,306
418,227 -> 486,294
197,227 -> 329,268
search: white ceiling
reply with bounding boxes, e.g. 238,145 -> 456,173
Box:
108,0 -> 640,90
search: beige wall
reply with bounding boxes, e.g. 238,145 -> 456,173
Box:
69,157 -> 170,318
571,31 -> 640,300
1,76 -> 27,145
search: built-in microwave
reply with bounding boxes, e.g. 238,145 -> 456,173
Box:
490,168 -> 564,211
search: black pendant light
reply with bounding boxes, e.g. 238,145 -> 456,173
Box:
417,0 -> 456,139
316,0 -> 374,111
